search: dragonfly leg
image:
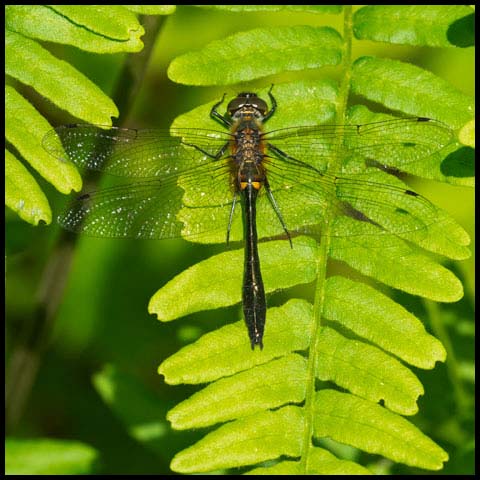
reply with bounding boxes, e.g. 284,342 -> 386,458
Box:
182,140 -> 230,160
263,84 -> 277,123
211,93 -> 232,128
226,190 -> 238,245
264,178 -> 292,248
268,143 -> 324,175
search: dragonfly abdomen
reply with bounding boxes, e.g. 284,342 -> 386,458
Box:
242,183 -> 266,349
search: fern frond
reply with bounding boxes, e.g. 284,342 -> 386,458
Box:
152,5 -> 474,474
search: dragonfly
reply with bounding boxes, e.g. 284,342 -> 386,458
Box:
43,86 -> 453,349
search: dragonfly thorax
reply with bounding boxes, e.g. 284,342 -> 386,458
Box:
231,126 -> 266,192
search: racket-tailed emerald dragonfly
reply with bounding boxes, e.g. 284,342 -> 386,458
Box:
43,86 -> 453,349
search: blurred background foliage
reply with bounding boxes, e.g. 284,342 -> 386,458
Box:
5,6 -> 474,474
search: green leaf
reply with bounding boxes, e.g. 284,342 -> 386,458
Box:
170,406 -> 304,473
168,25 -> 343,85
192,5 -> 343,14
346,105 -> 474,187
335,166 -> 471,259
6,5 -> 145,53
351,56 -> 474,127
330,217 -> 464,302
459,119 -> 475,148
159,300 -> 313,385
5,150 -> 52,225
313,390 -> 449,470
316,327 -> 424,415
4,7 -> 156,226
246,447 -> 372,475
353,5 -> 475,47
124,5 -> 176,15
167,354 -> 307,429
339,170 -> 471,259
5,30 -> 118,124
172,79 -> 338,133
160,291 -> 450,471
5,86 -> 82,194
5,437 -> 98,475
323,276 -> 446,369
149,238 -> 317,320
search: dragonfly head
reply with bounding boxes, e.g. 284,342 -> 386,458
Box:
227,93 -> 268,118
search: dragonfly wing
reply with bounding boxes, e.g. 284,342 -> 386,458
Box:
264,117 -> 453,173
262,148 -> 440,248
43,125 -> 233,178
259,116 -> 454,243
59,179 -> 185,239
59,159 -> 235,241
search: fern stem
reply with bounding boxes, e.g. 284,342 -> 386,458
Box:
300,6 -> 354,472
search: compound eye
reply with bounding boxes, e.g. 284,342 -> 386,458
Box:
227,93 -> 269,116
227,97 -> 245,116
252,98 -> 268,115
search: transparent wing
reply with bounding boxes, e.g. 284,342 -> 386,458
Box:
58,160 -> 236,240
258,117 -> 455,242
263,117 -> 453,172
44,124 -> 239,240
43,124 -> 233,178
261,159 -> 439,241
46,117 -> 457,249
43,118 -> 453,179
169,150 -> 447,251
